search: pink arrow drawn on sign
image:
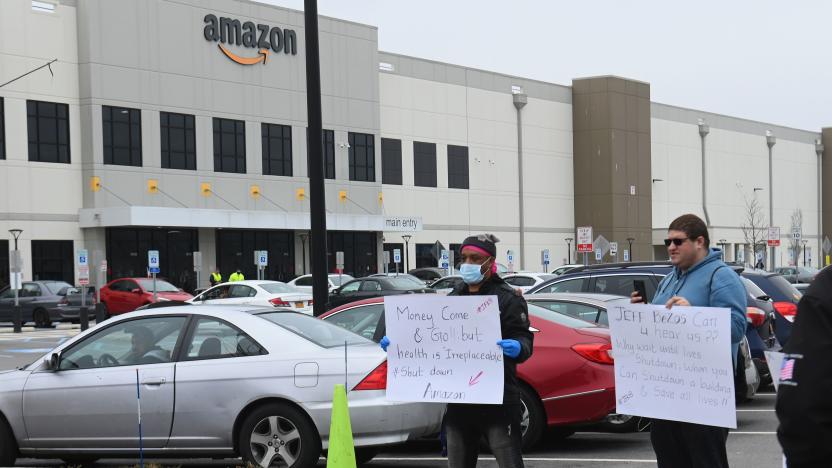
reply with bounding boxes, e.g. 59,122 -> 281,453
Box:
469,371 -> 484,386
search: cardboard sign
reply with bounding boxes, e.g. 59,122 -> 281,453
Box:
608,302 -> 736,428
384,295 -> 504,404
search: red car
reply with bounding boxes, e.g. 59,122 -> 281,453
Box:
99,277 -> 193,315
320,297 -> 616,448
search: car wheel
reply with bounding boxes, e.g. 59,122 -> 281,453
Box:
355,447 -> 379,466
519,384 -> 545,450
33,308 -> 52,328
0,418 -> 17,467
735,351 -> 751,404
61,457 -> 99,467
597,413 -> 641,433
100,302 -> 111,318
238,402 -> 321,468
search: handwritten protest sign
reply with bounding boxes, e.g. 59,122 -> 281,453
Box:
384,295 -> 504,404
608,302 -> 736,428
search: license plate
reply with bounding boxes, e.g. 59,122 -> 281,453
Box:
295,302 -> 305,308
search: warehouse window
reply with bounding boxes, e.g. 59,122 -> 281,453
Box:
349,132 -> 375,182
213,118 -> 246,173
160,112 -> 196,170
447,145 -> 469,189
103,106 -> 142,167
0,98 -> 4,160
262,123 -> 292,176
413,141 -> 437,187
27,100 -> 71,164
381,138 -> 402,185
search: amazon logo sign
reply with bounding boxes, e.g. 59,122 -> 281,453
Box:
203,14 -> 297,65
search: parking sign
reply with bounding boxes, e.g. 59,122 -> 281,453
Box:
393,249 -> 401,264
595,248 -> 602,261
577,227 -> 593,253
610,242 -> 618,256
542,249 -> 550,265
767,227 -> 781,247
439,250 -> 450,269
77,249 -> 88,267
258,251 -> 268,267
148,250 -> 160,274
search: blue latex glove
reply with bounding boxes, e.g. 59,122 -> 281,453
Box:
380,336 -> 390,352
497,339 -> 521,358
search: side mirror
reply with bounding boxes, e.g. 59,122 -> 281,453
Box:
45,353 -> 60,371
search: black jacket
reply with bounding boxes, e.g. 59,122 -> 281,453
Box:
776,266 -> 832,467
449,274 -> 534,404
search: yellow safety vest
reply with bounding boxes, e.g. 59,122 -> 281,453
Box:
229,272 -> 245,282
211,272 -> 222,283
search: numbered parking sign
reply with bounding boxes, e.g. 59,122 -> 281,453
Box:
258,251 -> 268,267
148,250 -> 160,274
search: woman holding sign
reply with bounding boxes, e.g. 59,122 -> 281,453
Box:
631,214 -> 747,468
381,234 -> 533,468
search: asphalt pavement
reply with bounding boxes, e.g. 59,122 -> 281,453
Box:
1,326 -> 783,468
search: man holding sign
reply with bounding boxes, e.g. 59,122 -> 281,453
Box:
629,214 -> 746,468
380,234 -> 533,468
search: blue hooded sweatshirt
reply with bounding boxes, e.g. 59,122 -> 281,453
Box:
652,248 -> 747,363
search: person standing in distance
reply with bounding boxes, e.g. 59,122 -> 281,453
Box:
209,267 -> 222,287
229,268 -> 245,282
631,214 -> 746,468
380,234 -> 533,468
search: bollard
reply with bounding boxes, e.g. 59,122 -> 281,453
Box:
95,302 -> 106,323
13,305 -> 22,333
80,306 -> 89,331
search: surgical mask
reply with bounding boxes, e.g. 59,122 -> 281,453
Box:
460,262 -> 486,285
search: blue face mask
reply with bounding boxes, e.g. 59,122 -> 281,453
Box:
460,262 -> 486,285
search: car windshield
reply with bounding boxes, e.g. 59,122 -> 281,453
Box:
527,303 -> 598,329
136,279 -> 180,292
741,277 -> 768,299
798,267 -> 818,275
256,311 -> 371,347
387,276 -> 426,289
329,275 -> 354,286
259,282 -> 296,294
43,281 -> 73,295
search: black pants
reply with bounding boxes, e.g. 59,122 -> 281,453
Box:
444,403 -> 524,468
650,419 -> 730,468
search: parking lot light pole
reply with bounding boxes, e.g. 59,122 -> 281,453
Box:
626,237 -> 635,262
767,130 -> 776,270
402,235 -> 412,272
564,237 -> 573,264
816,139 -> 824,269
719,239 -> 727,260
9,229 -> 22,333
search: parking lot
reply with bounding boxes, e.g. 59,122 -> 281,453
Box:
1,327 -> 781,468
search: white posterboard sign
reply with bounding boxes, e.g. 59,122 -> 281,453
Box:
608,301 -> 736,428
384,295 -> 504,404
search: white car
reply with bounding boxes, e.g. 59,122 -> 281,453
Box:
428,275 -> 463,295
287,274 -> 355,293
188,281 -> 314,314
502,272 -> 559,293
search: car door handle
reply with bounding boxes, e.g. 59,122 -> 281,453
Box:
142,377 -> 166,386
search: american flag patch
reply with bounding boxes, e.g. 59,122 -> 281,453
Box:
780,359 -> 795,381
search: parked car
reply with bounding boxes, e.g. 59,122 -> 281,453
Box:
502,272 -> 558,293
367,273 -> 425,285
286,274 -> 355,293
327,276 -> 435,310
99,278 -> 193,316
428,275 -> 463,295
524,292 -> 761,403
0,305 -> 443,467
320,297 -> 618,448
742,269 -> 802,346
0,281 -> 95,328
551,264 -> 585,276
740,277 -> 780,385
527,262 -> 670,300
774,266 -> 818,284
407,267 -> 448,285
793,282 -> 810,293
188,281 -> 314,314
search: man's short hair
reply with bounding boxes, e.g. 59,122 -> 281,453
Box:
668,214 -> 710,248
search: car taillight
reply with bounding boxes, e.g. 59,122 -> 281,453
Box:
353,360 -> 387,391
308,299 -> 314,306
269,298 -> 291,307
572,343 -> 614,365
774,302 -> 798,323
58,297 -> 69,306
746,307 -> 766,328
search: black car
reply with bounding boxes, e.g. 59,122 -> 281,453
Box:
408,267 -> 448,285
0,281 -> 96,328
326,275 -> 435,310
741,269 -> 802,346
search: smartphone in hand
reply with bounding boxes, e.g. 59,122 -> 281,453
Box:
633,280 -> 648,304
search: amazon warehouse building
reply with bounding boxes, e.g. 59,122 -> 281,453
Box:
1,0 -> 831,292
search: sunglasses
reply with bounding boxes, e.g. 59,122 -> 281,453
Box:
664,238 -> 690,247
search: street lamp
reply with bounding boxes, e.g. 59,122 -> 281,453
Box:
564,237 -> 573,264
719,238 -> 727,260
8,229 -> 22,333
626,237 -> 635,262
816,139 -> 824,269
802,239 -> 809,266
299,233 -> 308,275
401,235 -> 412,272
767,130 -> 776,270
698,119 -> 711,227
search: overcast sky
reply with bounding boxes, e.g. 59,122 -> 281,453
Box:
261,0 -> 829,133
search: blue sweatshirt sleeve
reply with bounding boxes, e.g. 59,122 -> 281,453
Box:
709,268 -> 748,344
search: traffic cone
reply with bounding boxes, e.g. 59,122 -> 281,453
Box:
326,384 -> 356,468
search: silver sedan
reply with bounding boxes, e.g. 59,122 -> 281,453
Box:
0,305 -> 443,467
